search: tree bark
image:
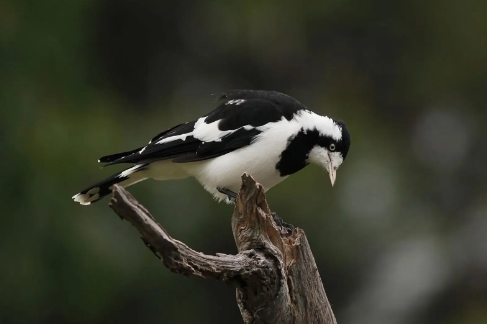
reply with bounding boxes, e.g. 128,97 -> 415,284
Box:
109,173 -> 337,324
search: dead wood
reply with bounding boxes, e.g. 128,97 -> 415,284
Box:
109,173 -> 336,324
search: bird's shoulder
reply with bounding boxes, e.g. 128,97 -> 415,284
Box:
205,90 -> 306,130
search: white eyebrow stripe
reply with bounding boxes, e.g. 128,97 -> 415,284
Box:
294,110 -> 342,140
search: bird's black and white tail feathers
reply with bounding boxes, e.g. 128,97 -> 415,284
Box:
72,164 -> 147,205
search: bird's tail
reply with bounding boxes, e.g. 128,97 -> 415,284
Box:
72,164 -> 147,205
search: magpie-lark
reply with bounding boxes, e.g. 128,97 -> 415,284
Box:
73,90 -> 351,205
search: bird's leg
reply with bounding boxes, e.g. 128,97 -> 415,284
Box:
217,187 -> 238,203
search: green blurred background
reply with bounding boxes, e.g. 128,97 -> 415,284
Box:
2,0 -> 487,323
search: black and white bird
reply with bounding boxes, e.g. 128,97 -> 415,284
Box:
73,90 -> 351,205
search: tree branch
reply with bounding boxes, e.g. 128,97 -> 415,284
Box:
109,173 -> 337,324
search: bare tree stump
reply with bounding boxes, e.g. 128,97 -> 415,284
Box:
109,173 -> 337,324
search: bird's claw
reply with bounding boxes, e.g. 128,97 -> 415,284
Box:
217,187 -> 238,203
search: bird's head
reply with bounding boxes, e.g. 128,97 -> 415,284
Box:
307,119 -> 351,186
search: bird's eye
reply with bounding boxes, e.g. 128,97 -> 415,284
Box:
329,143 -> 336,151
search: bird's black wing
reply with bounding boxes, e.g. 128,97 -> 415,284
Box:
172,128 -> 262,163
102,90 -> 305,166
208,90 -> 304,129
98,123 -> 186,163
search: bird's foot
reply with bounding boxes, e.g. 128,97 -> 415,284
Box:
217,187 -> 238,204
271,212 -> 295,235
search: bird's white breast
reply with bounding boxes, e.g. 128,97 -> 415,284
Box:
182,117 -> 301,201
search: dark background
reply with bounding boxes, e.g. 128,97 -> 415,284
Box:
2,0 -> 487,323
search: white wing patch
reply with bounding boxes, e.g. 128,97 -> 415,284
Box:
119,164 -> 144,178
225,99 -> 246,105
151,98 -> 256,146
193,118 -> 235,142
156,132 -> 194,145
154,117 -> 230,145
154,114 -> 258,146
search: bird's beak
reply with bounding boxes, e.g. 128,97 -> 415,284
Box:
329,164 -> 336,187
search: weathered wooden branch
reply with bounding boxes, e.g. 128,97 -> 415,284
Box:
109,173 -> 337,324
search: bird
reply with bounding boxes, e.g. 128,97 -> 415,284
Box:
73,90 -> 351,205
